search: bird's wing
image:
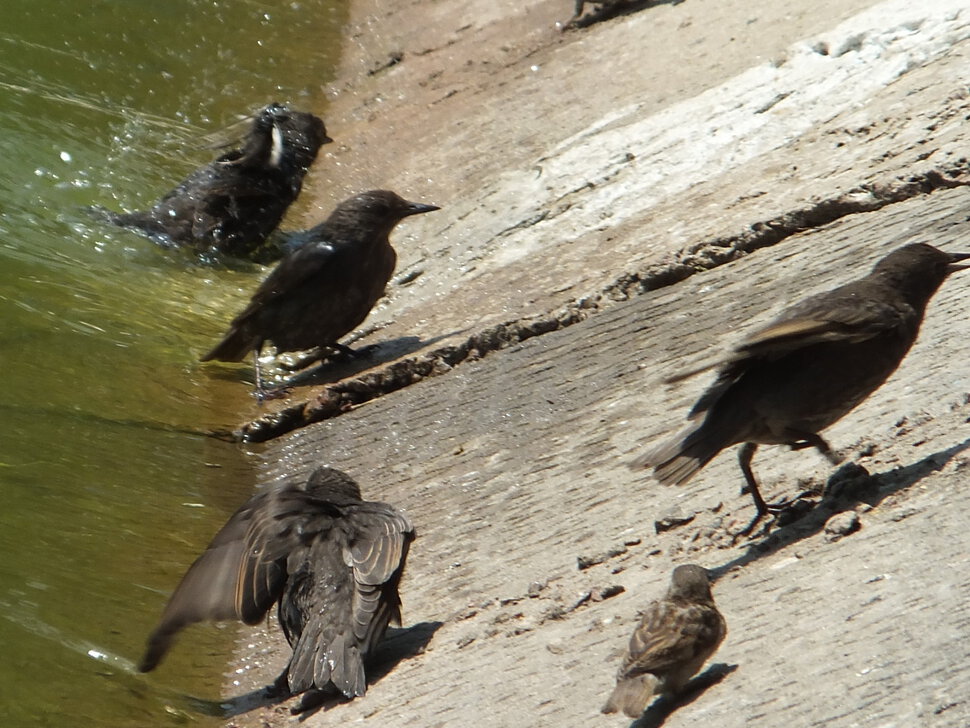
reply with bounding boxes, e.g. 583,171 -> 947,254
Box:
618,601 -> 720,680
340,503 -> 415,647
678,288 -> 908,418
740,272 -> 914,354
283,478 -> 414,698
138,478 -> 334,672
230,236 -> 340,323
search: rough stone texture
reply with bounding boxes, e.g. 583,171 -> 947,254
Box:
216,0 -> 970,726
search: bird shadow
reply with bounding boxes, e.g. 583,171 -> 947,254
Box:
288,620 -> 443,721
567,0 -> 685,30
281,332 -> 458,388
186,621 -> 442,720
710,437 -> 970,577
628,662 -> 737,728
206,331 -> 464,392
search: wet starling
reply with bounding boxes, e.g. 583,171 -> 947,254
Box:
201,190 -> 439,395
139,466 -> 415,710
603,564 -> 726,718
633,243 -> 970,535
93,103 -> 331,260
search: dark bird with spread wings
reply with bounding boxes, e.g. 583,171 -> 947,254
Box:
139,466 -> 415,710
92,103 -> 330,261
603,564 -> 726,718
633,243 -> 970,535
201,189 -> 439,396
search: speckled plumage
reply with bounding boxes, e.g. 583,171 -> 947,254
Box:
603,565 -> 726,718
139,466 -> 415,708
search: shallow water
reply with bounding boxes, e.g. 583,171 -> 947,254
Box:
0,1 -> 345,724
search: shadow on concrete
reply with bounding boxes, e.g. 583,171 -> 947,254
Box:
188,621 -> 442,720
710,437 -> 970,579
204,331 -> 460,391
629,662 -> 738,728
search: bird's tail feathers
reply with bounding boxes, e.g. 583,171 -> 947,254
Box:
287,625 -> 366,700
601,674 -> 660,718
322,634 -> 366,699
630,421 -> 723,486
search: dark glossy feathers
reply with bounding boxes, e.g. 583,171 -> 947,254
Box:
96,103 -> 330,260
201,190 -> 438,362
139,466 -> 414,702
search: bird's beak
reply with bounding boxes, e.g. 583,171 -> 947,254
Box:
947,251 -> 970,272
403,201 -> 440,217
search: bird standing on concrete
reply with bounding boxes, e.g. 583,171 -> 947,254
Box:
201,189 -> 439,397
603,564 -> 726,718
139,466 -> 415,712
633,243 -> 970,535
93,103 -> 331,261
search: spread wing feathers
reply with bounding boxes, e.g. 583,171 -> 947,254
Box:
139,476 -> 344,672
344,505 -> 415,643
138,488 -> 286,672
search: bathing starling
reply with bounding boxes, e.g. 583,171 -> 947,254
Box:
139,466 -> 415,710
93,103 -> 330,260
603,564 -> 726,718
633,243 -> 970,535
201,189 -> 439,396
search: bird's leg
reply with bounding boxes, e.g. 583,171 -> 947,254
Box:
735,442 -> 811,538
253,345 -> 268,403
252,345 -> 291,402
734,443 -> 771,537
265,668 -> 291,699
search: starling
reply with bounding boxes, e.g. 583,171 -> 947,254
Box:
92,103 -> 331,260
602,564 -> 726,718
633,243 -> 970,535
139,466 -> 415,711
201,189 -> 439,396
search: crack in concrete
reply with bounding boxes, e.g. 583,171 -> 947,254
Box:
228,160 -> 970,443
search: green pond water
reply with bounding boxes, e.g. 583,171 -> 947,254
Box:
0,1 -> 346,724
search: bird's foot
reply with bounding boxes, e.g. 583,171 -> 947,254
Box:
731,494 -> 816,542
326,342 -> 379,361
264,672 -> 291,700
254,383 -> 292,403
289,688 -> 329,714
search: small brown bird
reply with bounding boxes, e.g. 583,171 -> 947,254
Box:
633,243 -> 970,535
93,103 -> 331,261
201,189 -> 439,396
603,564 -> 726,718
139,466 -> 415,711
